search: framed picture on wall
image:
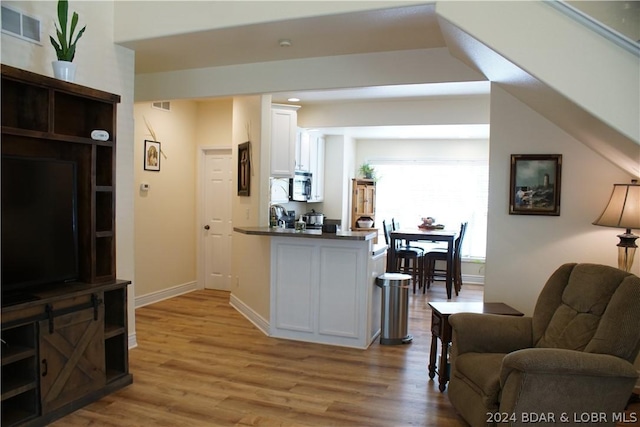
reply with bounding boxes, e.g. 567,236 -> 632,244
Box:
509,154 -> 562,216
144,140 -> 161,171
237,141 -> 250,196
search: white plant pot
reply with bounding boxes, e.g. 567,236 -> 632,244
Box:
52,60 -> 77,82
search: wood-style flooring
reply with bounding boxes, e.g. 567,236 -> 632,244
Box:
52,282 -> 478,426
52,283 -> 640,426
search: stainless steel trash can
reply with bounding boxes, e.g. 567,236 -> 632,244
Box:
376,272 -> 413,345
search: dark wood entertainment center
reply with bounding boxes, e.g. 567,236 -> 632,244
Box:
1,64 -> 132,426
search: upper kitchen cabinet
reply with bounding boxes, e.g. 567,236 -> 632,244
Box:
295,130 -> 311,172
270,104 -> 299,177
308,133 -> 325,203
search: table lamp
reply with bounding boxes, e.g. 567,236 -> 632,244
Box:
592,179 -> 640,272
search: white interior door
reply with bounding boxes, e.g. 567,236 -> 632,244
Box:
203,149 -> 233,290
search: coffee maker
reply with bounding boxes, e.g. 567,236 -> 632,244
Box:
270,204 -> 295,228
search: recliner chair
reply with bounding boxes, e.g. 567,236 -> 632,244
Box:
447,263 -> 640,427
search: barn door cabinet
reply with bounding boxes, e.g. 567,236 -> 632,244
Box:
1,281 -> 132,427
1,65 -> 132,426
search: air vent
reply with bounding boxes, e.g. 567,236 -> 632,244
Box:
1,5 -> 41,44
152,101 -> 171,111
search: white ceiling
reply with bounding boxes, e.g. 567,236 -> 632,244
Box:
273,81 -> 491,140
124,4 -> 445,74
270,81 -> 491,104
123,3 -> 489,140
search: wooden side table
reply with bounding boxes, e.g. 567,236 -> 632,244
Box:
428,302 -> 524,392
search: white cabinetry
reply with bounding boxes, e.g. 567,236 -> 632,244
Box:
271,104 -> 299,177
295,130 -> 311,172
297,131 -> 325,202
308,134 -> 325,202
270,236 -> 382,348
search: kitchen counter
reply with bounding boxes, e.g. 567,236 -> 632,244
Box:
234,226 -> 377,241
233,226 -> 386,348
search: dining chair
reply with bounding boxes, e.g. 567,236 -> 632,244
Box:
423,222 -> 467,295
391,218 -> 427,252
383,220 -> 425,293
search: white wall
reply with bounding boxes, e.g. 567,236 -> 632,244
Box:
133,48 -> 485,102
355,139 -> 488,165
437,0 -> 639,146
485,84 -> 638,316
298,95 -> 489,128
322,134 -> 357,228
1,0 -> 137,343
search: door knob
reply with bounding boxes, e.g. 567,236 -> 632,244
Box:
204,225 -> 210,230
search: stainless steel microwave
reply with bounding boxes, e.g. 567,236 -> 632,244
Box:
289,171 -> 312,201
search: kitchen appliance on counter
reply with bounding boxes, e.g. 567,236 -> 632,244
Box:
270,204 -> 296,228
289,171 -> 312,201
301,209 -> 324,229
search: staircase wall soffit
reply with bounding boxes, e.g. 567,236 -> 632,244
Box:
437,16 -> 639,177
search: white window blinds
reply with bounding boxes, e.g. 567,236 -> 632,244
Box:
371,160 -> 488,259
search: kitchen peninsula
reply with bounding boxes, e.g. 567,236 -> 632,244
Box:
234,227 -> 386,349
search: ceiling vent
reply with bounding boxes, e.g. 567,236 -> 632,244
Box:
1,5 -> 41,44
152,101 -> 171,111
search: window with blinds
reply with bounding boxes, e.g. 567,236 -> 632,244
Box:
371,160 -> 489,259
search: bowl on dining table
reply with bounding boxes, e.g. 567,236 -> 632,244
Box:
421,217 -> 435,226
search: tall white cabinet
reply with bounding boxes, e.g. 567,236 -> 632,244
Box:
270,104 -> 299,177
308,133 -> 325,202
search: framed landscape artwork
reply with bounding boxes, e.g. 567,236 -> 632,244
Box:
509,154 -> 562,216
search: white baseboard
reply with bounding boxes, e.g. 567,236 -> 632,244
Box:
462,274 -> 484,285
128,333 -> 138,349
135,281 -> 198,308
229,293 -> 270,336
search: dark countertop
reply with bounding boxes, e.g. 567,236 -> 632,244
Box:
233,226 -> 378,241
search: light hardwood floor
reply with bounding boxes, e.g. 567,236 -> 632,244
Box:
50,282 -> 640,426
52,282 -> 480,426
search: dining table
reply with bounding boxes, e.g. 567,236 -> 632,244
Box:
388,228 -> 458,299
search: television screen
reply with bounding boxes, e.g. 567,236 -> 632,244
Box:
2,156 -> 79,292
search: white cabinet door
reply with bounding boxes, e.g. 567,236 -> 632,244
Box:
308,135 -> 325,202
272,242 -> 315,333
295,130 -> 311,172
271,106 -> 298,177
317,246 -> 360,338
270,237 -> 374,348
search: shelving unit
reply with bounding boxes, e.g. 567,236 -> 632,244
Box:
1,64 -> 119,284
1,65 -> 131,426
1,324 -> 39,426
104,287 -> 129,382
351,179 -> 378,242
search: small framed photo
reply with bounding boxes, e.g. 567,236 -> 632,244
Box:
144,140 -> 161,171
237,141 -> 250,196
509,154 -> 562,216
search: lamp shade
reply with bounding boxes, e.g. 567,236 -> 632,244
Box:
592,182 -> 640,229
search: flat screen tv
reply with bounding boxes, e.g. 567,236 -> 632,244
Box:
2,156 -> 79,299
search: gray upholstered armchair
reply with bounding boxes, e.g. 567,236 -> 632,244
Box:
448,263 -> 640,427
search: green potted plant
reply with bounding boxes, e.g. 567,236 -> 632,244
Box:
359,163 -> 376,180
50,0 -> 86,82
